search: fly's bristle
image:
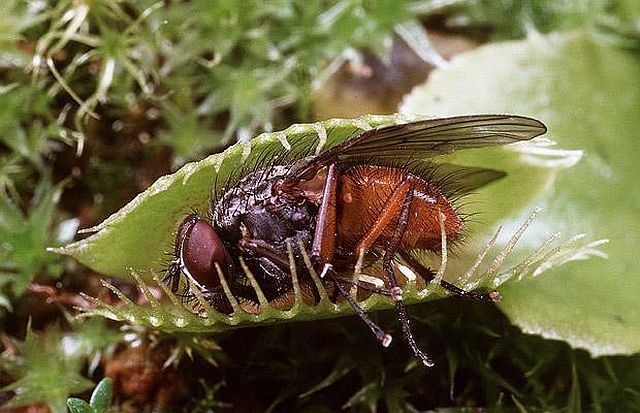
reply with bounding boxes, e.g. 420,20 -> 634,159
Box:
214,262 -> 242,315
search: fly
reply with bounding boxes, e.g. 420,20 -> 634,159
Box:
164,114 -> 547,367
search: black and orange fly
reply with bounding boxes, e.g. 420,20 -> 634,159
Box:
163,115 -> 547,366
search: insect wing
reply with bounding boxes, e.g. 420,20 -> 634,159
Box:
418,162 -> 506,196
285,115 -> 546,182
338,114 -> 546,158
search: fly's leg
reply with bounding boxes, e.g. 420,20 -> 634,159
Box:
353,180 -> 413,274
239,238 -> 291,270
238,237 -> 298,301
310,164 -> 393,348
316,174 -> 433,365
311,163 -> 338,264
324,265 -> 392,347
380,187 -> 435,367
399,251 -> 501,303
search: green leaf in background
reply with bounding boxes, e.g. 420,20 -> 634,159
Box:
88,378 -> 112,413
401,31 -> 640,356
66,398 -> 93,413
67,378 -> 113,413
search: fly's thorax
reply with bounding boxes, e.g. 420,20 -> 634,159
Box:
212,165 -> 292,232
211,163 -> 318,247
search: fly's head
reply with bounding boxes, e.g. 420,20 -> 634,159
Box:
164,213 -> 232,296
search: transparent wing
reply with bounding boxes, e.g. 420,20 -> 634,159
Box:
286,115 -> 546,182
425,163 -> 506,196
340,114 -> 546,158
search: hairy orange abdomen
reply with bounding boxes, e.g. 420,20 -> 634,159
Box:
336,165 -> 462,252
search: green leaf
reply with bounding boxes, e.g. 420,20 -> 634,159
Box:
401,31 -> 640,356
89,378 -> 113,413
66,398 -> 93,413
567,360 -> 582,413
0,292 -> 11,311
343,382 -> 380,411
300,356 -> 356,398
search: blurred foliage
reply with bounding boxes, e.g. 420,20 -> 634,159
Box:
454,0 -> 640,42
1,319 -> 121,413
1,0 -> 425,161
0,180 -> 70,310
0,0 -> 639,411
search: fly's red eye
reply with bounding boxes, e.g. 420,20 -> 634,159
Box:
177,215 -> 228,289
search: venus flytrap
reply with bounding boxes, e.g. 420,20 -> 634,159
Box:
53,115 -> 603,341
